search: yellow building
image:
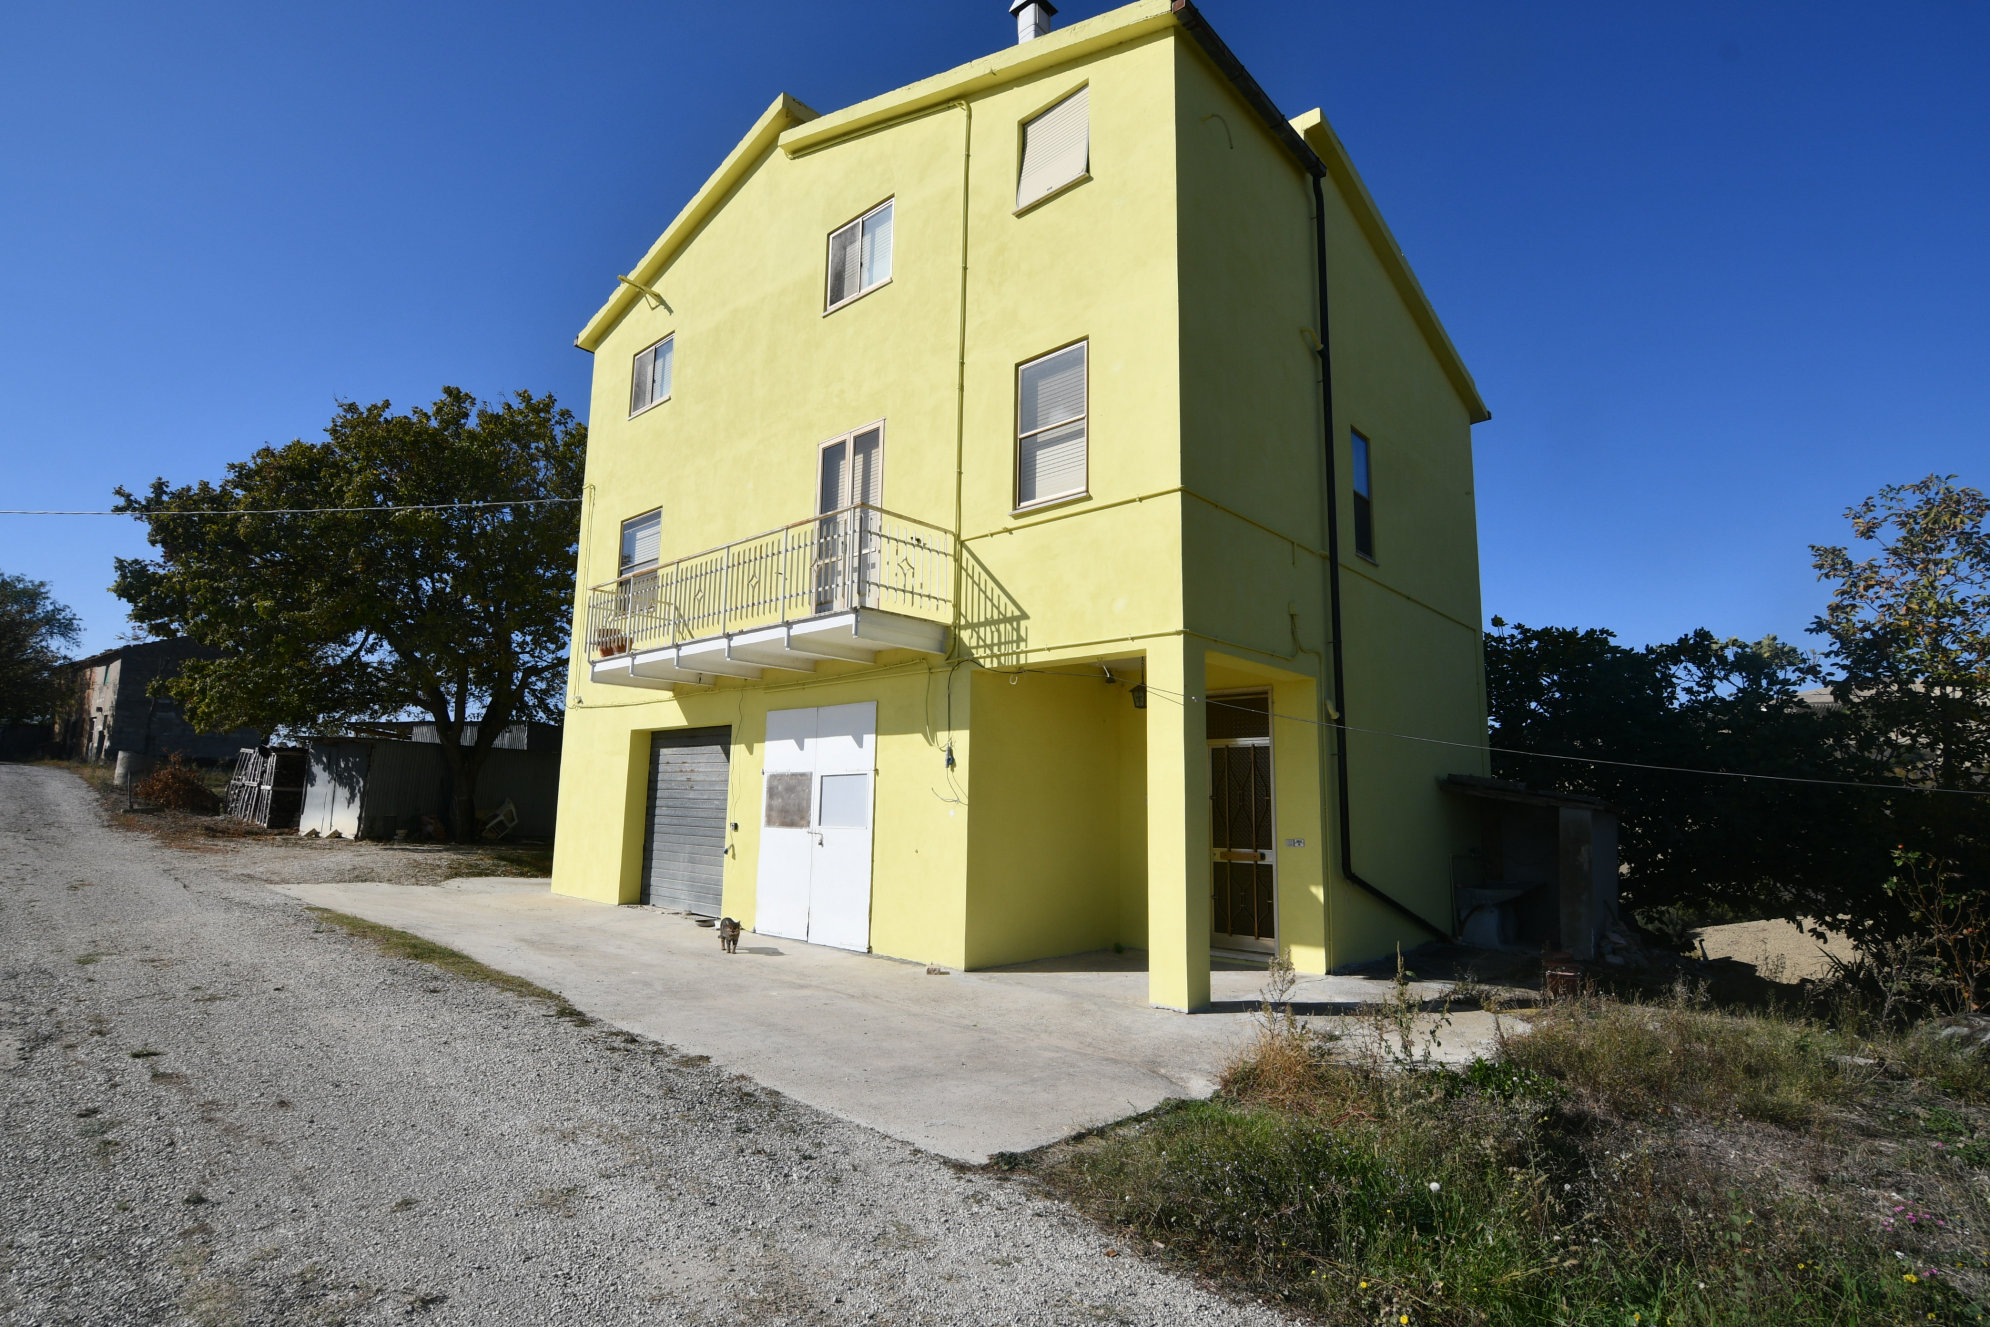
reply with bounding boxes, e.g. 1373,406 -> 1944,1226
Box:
552,0 -> 1491,1011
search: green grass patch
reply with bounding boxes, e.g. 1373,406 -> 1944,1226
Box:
1503,996 -> 1860,1127
1036,995 -> 1990,1326
306,907 -> 588,1023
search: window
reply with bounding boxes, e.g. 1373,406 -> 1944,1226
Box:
818,773 -> 869,827
1015,341 -> 1087,509
630,335 -> 673,416
826,200 -> 893,311
1017,86 -> 1089,211
619,509 -> 662,575
817,424 -> 884,516
1351,430 -> 1375,560
764,773 -> 811,828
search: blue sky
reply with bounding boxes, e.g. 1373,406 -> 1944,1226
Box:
2,0 -> 1984,658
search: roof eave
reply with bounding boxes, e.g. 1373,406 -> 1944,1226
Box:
1292,109 -> 1490,424
776,0 -> 1177,160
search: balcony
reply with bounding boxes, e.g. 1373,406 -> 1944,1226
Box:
586,504 -> 953,690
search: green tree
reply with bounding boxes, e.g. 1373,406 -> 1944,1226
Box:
1484,620 -> 1855,928
1811,474 -> 1990,793
0,572 -> 83,725
1810,473 -> 1990,920
112,387 -> 585,838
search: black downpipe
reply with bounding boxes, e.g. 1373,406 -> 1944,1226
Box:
1310,173 -> 1449,942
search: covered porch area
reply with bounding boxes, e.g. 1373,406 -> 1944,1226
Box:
958,640 -> 1327,1013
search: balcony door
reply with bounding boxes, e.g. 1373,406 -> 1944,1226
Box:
814,423 -> 884,614
755,702 -> 876,952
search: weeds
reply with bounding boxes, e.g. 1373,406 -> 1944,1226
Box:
1885,850 -> 1990,1015
306,908 -> 589,1023
1038,989 -> 1990,1326
1503,988 -> 1859,1127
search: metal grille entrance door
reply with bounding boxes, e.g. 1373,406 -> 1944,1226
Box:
642,727 -> 732,914
1209,693 -> 1275,953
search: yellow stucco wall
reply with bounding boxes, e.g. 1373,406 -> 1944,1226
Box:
553,23 -> 1191,937
1168,36 -> 1490,971
552,3 -> 1490,997
963,667 -> 1146,969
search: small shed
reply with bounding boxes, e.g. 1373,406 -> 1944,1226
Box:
1442,775 -> 1622,960
295,733 -> 560,840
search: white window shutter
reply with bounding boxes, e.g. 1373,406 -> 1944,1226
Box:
1019,421 -> 1086,506
1019,344 -> 1086,433
1017,342 -> 1087,506
621,511 -> 662,571
818,440 -> 848,515
1017,87 -> 1089,210
850,428 -> 882,507
653,337 -> 673,402
861,203 -> 892,288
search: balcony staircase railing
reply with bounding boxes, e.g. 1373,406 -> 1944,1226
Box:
586,504 -> 953,660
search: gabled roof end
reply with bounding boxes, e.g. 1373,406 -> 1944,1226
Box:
1293,109 -> 1490,424
575,93 -> 819,352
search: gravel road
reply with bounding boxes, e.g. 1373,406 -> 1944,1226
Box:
0,765 -> 1289,1326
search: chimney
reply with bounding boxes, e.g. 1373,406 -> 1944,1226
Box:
1009,0 -> 1057,43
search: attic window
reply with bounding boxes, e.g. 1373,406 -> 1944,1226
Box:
826,199 -> 894,311
1017,86 -> 1089,212
630,335 -> 673,416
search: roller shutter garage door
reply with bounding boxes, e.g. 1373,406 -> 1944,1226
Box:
641,727 -> 731,914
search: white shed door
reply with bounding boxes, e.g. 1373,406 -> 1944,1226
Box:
754,702 -> 876,951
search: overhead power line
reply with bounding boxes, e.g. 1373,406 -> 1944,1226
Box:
0,499 -> 582,516
1121,681 -> 1990,799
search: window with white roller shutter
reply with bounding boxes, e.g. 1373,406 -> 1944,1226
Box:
1016,86 -> 1089,212
619,509 -> 662,574
1015,341 -> 1087,510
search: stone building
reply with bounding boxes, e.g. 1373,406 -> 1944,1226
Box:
62,639 -> 260,765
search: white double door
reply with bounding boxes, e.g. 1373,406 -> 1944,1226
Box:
754,702 -> 876,952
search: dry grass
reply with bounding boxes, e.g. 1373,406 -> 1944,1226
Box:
305,908 -> 588,1024
1503,991 -> 1862,1127
1034,992 -> 1990,1326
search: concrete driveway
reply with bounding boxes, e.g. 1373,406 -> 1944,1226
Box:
270,877 -> 1501,1162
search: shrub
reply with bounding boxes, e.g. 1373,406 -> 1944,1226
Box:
132,755 -> 220,814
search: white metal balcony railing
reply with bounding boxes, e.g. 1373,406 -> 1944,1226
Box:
586,504 -> 953,661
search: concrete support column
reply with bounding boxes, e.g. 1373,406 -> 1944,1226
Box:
1268,674 -> 1327,973
1144,639 -> 1210,1011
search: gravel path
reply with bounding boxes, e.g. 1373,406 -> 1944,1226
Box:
0,765 -> 1288,1326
